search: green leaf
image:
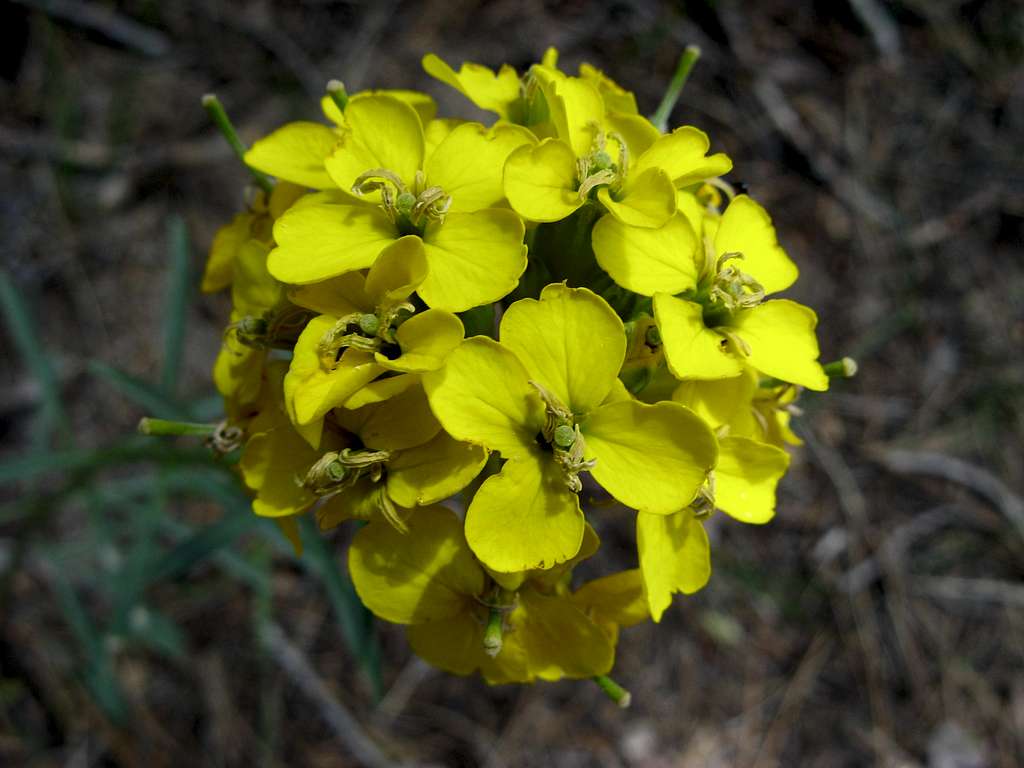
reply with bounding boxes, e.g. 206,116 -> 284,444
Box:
45,561 -> 128,724
0,268 -> 65,449
161,215 -> 191,396
298,517 -> 382,699
89,360 -> 193,420
146,504 -> 259,586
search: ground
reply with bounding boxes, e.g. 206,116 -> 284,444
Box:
1,0 -> 1022,766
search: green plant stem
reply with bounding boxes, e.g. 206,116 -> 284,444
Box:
138,418 -> 218,437
651,45 -> 701,132
593,675 -> 632,708
201,93 -> 274,193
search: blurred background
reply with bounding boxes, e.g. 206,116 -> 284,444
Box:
1,0 -> 1023,765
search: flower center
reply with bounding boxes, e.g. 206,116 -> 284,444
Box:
352,168 -> 451,235
576,124 -> 629,201
530,380 -> 595,493
316,303 -> 415,370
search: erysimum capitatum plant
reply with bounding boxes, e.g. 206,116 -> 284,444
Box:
142,46 -> 855,706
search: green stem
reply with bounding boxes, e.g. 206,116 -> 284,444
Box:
201,93 -> 274,194
482,606 -> 504,657
326,79 -> 349,113
593,675 -> 632,708
651,45 -> 701,132
138,418 -> 218,437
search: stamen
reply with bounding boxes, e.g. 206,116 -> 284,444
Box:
529,381 -> 596,492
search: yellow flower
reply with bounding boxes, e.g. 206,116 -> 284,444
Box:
421,48 -> 560,125
424,284 -> 717,573
672,368 -> 804,448
349,505 -> 617,683
201,182 -> 306,293
243,90 -> 437,190
266,94 -> 530,312
503,65 -> 731,229
637,429 -> 790,621
604,194 -> 831,390
282,236 -> 465,447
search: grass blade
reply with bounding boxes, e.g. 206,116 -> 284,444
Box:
161,215 -> 191,396
0,268 -> 65,448
89,360 -> 193,419
299,517 -> 382,699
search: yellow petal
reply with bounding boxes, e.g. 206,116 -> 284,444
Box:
268,203 -> 395,284
714,195 -> 798,294
466,453 -> 584,573
422,336 -> 543,459
424,117 -> 463,156
286,318 -> 385,427
592,210 -> 699,296
637,510 -> 710,622
419,210 -> 526,312
287,271 -> 369,317
517,589 -> 614,680
321,89 -> 437,128
503,139 -> 582,223
653,293 -> 743,379
579,63 -> 639,115
230,240 -> 281,316
715,436 -> 790,524
572,568 -> 649,632
425,122 -> 535,213
379,309 -> 464,373
583,400 -> 717,514
529,523 -> 601,590
672,369 -> 758,429
387,430 -> 488,507
336,378 -> 440,452
244,122 -> 338,189
343,373 -> 418,408
324,94 -> 424,194
240,429 -> 318,518
316,477 -> 381,530
213,334 -> 265,406
500,284 -> 625,414
364,235 -> 428,306
349,505 -> 485,624
531,65 -> 605,157
422,54 -> 522,118
202,213 -> 252,292
633,126 -> 733,187
729,300 -> 829,391
407,612 -> 489,676
267,181 -> 309,220
598,167 -> 676,229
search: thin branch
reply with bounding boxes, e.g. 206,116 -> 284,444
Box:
260,622 -> 401,768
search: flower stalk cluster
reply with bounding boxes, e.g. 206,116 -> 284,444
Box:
173,47 -> 853,700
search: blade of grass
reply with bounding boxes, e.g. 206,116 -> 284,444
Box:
161,215 -> 191,396
44,559 -> 128,724
89,360 -> 193,420
299,517 -> 382,699
0,268 -> 66,449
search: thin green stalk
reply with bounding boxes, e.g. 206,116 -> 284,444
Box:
202,93 -> 274,193
138,417 -> 218,437
651,46 -> 701,132
593,675 -> 632,708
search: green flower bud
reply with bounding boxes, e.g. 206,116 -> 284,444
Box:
553,424 -> 576,450
358,313 -> 380,336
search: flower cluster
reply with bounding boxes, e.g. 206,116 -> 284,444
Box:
199,49 -> 849,698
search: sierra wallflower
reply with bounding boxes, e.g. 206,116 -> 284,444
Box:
424,284 -> 717,572
266,93 -> 530,312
